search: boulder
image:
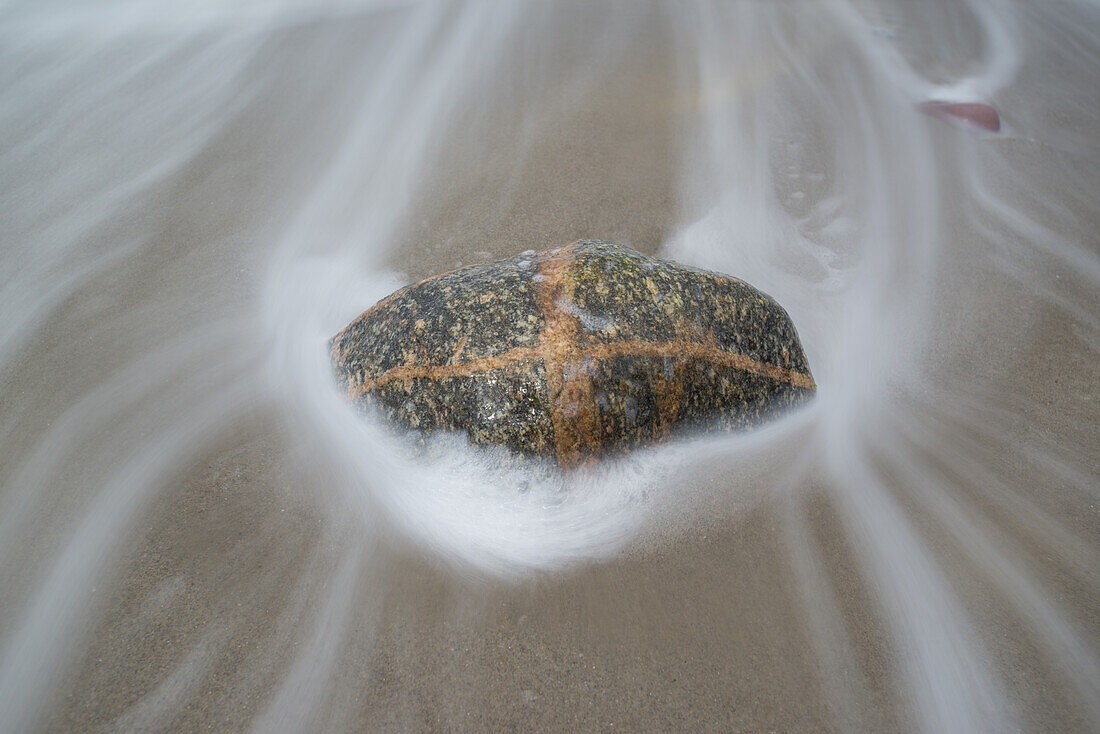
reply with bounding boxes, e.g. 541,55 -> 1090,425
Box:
330,240 -> 815,467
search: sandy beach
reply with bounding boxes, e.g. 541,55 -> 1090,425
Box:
1,2 -> 1097,732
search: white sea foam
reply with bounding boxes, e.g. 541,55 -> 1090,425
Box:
0,0 -> 1098,731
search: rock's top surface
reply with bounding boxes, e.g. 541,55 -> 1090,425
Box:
331,240 -> 815,467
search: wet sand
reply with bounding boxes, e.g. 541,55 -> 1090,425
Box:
2,2 -> 1098,732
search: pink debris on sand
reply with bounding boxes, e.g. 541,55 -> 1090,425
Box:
917,101 -> 1001,132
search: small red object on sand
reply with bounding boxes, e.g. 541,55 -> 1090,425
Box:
917,101 -> 1001,132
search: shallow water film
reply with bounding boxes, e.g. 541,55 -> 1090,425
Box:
1,1 -> 1098,731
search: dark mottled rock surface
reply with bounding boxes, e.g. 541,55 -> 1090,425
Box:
330,240 -> 815,467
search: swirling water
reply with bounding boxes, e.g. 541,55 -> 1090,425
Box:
1,1 -> 1097,731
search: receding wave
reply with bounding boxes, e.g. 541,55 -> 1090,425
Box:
1,1 -> 1097,731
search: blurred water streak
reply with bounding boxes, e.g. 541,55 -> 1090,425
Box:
0,1 -> 1097,731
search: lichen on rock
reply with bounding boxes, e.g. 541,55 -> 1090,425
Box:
330,240 -> 815,467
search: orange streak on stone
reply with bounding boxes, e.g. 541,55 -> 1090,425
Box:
347,345 -> 542,395
346,335 -> 815,398
533,243 -> 600,468
560,358 -> 601,466
584,338 -> 817,390
652,359 -> 685,439
450,335 -> 468,363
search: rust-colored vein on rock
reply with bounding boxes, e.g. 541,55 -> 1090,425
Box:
345,334 -> 815,398
533,243 -> 600,468
652,360 -> 685,439
347,345 -> 542,396
583,338 -> 817,391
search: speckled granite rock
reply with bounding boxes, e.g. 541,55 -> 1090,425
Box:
330,240 -> 815,467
